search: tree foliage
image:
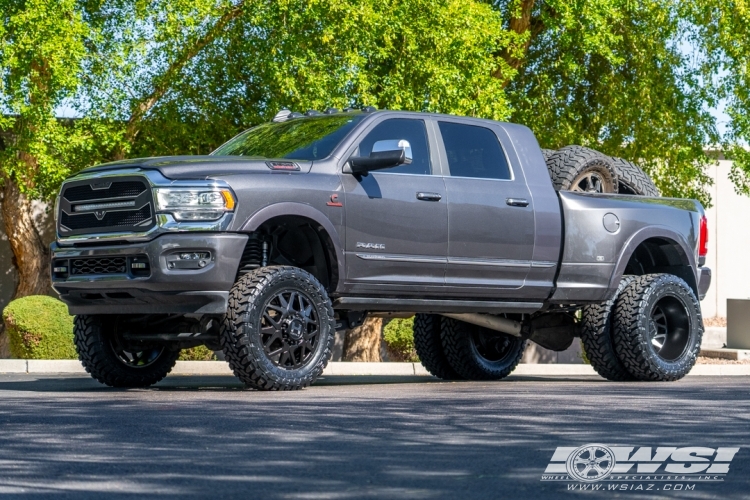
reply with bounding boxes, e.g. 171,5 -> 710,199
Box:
0,0 -> 90,200
496,0 -> 719,206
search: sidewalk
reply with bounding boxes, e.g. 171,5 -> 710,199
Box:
0,359 -> 748,376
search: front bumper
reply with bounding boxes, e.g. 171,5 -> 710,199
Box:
698,266 -> 711,301
51,233 -> 248,315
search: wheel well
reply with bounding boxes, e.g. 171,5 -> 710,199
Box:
623,237 -> 698,296
236,215 -> 339,292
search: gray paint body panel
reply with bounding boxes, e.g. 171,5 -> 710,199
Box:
51,110 -> 709,315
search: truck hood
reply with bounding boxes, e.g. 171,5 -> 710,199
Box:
80,155 -> 312,180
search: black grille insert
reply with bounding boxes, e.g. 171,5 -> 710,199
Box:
71,257 -> 127,275
64,181 -> 147,202
61,205 -> 152,230
58,176 -> 155,236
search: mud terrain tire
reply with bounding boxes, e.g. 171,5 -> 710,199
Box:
412,314 -> 462,380
221,266 -> 335,390
581,276 -> 637,381
547,145 -> 618,193
612,274 -> 703,381
440,317 -> 526,380
74,315 -> 179,388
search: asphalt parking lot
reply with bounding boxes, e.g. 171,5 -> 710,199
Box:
0,374 -> 748,499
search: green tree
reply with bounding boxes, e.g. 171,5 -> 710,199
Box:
685,1 -> 750,195
81,0 -> 515,158
0,0 -> 91,298
493,0 -> 718,206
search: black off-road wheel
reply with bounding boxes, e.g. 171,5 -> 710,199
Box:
611,157 -> 660,196
581,276 -> 637,381
221,266 -> 335,390
74,315 -> 180,388
412,314 -> 462,380
440,317 -> 526,380
612,274 -> 703,381
547,145 -> 618,193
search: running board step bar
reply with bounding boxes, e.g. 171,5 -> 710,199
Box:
332,297 -> 543,314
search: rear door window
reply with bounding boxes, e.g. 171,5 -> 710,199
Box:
438,121 -> 512,180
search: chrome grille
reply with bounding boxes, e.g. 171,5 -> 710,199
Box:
58,177 -> 155,237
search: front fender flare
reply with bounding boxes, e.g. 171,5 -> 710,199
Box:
239,202 -> 345,292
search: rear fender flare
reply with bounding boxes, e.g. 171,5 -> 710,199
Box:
608,225 -> 697,295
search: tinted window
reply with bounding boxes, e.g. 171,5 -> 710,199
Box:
438,122 -> 511,180
358,119 -> 431,175
212,114 -> 366,160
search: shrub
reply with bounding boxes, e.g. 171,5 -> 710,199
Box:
179,345 -> 217,361
3,295 -> 77,359
383,317 -> 419,362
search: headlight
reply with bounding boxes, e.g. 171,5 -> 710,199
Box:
153,187 -> 236,221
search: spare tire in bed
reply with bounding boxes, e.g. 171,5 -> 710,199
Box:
545,145 -> 618,193
610,157 -> 660,197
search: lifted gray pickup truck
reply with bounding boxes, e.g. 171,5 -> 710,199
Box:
51,109 -> 711,389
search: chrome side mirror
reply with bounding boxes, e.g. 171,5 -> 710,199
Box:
347,139 -> 413,174
372,139 -> 412,164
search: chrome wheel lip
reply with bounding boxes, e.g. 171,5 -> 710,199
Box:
260,288 -> 320,370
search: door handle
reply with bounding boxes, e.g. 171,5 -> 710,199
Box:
506,198 -> 529,207
417,192 -> 442,202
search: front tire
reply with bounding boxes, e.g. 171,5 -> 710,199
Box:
440,317 -> 526,380
612,274 -> 703,381
74,315 -> 179,388
221,266 -> 335,390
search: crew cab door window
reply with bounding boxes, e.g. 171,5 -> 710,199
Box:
439,120 -> 537,297
357,119 -> 432,175
341,118 -> 447,292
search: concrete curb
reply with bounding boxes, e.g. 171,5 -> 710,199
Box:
0,359 -> 750,377
0,360 -> 748,377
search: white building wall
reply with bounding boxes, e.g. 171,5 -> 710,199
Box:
700,160 -> 750,318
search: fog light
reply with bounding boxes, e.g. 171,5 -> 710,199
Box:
53,266 -> 67,273
179,252 -> 209,260
131,262 -> 147,269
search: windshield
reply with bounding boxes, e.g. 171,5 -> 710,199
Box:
211,114 -> 366,160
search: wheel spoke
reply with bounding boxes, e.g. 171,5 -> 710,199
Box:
264,332 -> 281,348
593,463 -> 608,475
286,292 -> 296,314
263,312 -> 281,329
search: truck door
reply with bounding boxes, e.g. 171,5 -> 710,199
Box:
341,117 -> 448,296
438,120 -> 536,297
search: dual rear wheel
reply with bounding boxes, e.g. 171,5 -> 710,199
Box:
581,273 -> 703,381
413,314 -> 526,381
